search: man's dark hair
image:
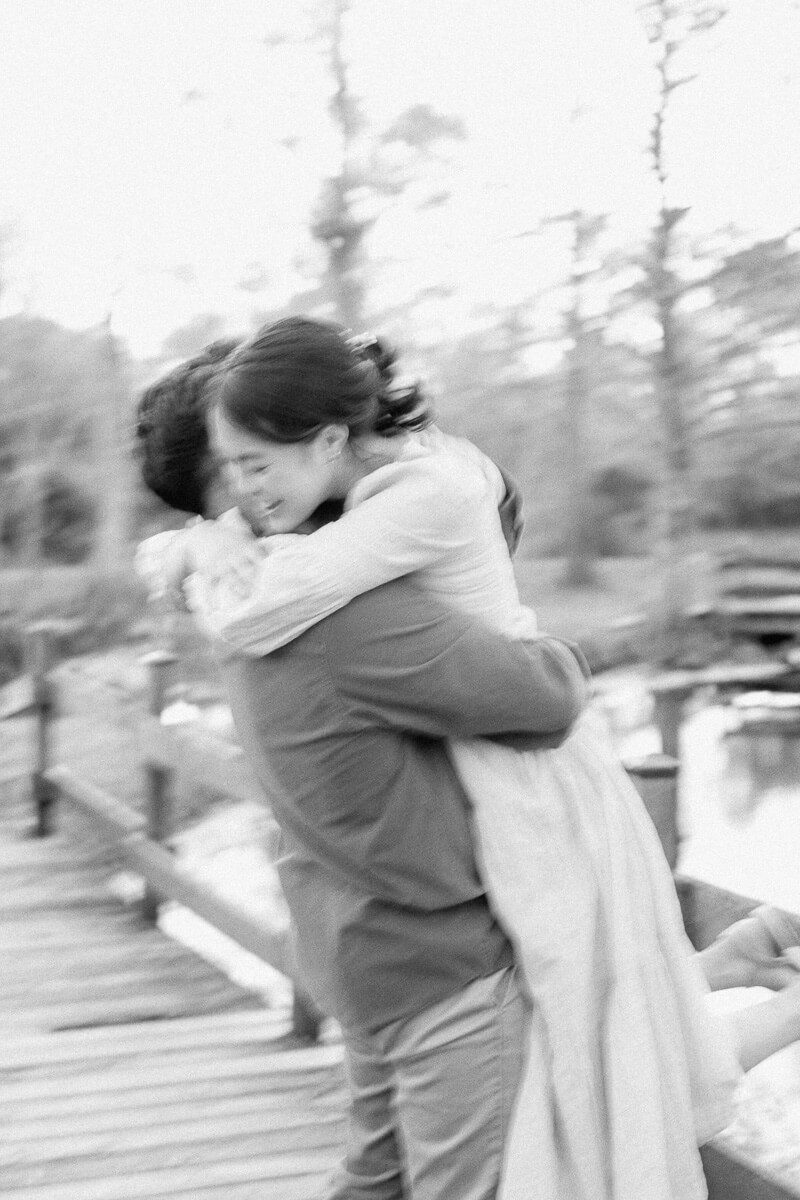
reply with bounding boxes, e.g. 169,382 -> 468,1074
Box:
136,338 -> 240,515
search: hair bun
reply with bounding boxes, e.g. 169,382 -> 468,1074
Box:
346,332 -> 430,435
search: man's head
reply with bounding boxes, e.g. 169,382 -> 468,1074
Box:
136,339 -> 240,518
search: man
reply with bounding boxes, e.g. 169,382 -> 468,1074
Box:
136,348 -> 591,1197
136,348 -> 800,1200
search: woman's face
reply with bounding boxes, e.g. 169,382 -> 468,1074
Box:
210,409 -> 341,535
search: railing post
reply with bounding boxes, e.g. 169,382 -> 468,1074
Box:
283,936 -> 324,1042
26,623 -> 56,837
625,753 -> 681,871
140,650 -> 178,924
291,986 -> 325,1043
651,688 -> 690,760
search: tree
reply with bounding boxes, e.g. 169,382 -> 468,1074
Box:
0,314 -> 136,569
0,316 -> 98,564
548,212 -> 610,585
691,232 -> 800,524
307,0 -> 465,328
90,317 -> 137,568
637,0 -> 728,655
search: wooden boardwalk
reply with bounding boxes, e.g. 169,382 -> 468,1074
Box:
0,742 -> 346,1198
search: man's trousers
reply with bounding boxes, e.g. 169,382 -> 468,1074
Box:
324,966 -> 526,1200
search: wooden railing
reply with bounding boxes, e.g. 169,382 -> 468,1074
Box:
23,622 -> 323,1042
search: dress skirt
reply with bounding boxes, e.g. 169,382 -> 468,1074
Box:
449,710 -> 740,1200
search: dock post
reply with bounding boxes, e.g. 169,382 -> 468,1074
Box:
283,938 -> 324,1042
291,986 -> 325,1043
26,623 -> 56,837
625,754 -> 680,870
651,688 -> 689,760
141,650 -> 178,924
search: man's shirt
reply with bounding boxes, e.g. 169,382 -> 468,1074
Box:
222,577 -> 588,1033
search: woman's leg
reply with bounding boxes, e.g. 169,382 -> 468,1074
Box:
725,979 -> 800,1072
697,906 -> 800,992
696,907 -> 800,1073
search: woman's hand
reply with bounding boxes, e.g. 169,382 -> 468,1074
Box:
185,514 -> 263,597
135,530 -> 193,608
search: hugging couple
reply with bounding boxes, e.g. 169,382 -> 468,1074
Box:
136,317 -> 800,1200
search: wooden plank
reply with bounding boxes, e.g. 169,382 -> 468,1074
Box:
0,1046 -> 340,1099
717,597 -> 800,616
717,567 -> 800,592
0,1085 -> 347,1138
0,916 -> 168,951
651,661 -> 794,696
0,886 -> 129,914
719,556 -> 800,572
0,1040 -> 315,1084
0,1148 -> 338,1200
0,1064 -> 344,1121
0,1112 -> 344,1168
0,823 -> 118,859
0,846 -> 116,873
0,1124 -> 345,1187
0,987 -> 255,1034
0,1044 -> 344,1103
0,937 -> 214,980
0,1009 -> 291,1067
0,1032 -> 326,1082
161,1180 -> 326,1200
0,957 -> 235,1003
1,1045 -> 321,1089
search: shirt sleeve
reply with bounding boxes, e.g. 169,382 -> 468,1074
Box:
185,453 -> 478,656
324,581 -> 590,740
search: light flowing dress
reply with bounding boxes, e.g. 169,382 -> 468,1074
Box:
154,429 -> 741,1199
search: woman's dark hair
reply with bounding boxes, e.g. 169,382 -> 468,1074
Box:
216,317 -> 431,444
136,338 -> 240,515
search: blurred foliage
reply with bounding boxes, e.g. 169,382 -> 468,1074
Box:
1,470 -> 96,564
0,313 -> 154,572
0,617 -> 23,688
2,222 -> 799,580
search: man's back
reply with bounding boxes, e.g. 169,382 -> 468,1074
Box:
222,576 -> 587,1033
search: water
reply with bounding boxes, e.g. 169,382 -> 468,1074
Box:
598,675 -> 800,1185
678,702 -> 800,913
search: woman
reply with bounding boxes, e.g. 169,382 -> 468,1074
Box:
140,318 -> 800,1200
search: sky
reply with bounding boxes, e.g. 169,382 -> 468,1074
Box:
1,0 -> 799,357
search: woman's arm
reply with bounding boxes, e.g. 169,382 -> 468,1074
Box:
135,510 -> 263,608
185,454 -> 479,656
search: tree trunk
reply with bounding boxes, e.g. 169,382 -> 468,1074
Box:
91,323 -> 134,569
648,214 -> 699,657
312,0 -> 368,331
562,212 -> 599,587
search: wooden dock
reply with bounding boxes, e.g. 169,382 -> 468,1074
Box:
0,750 -> 346,1198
